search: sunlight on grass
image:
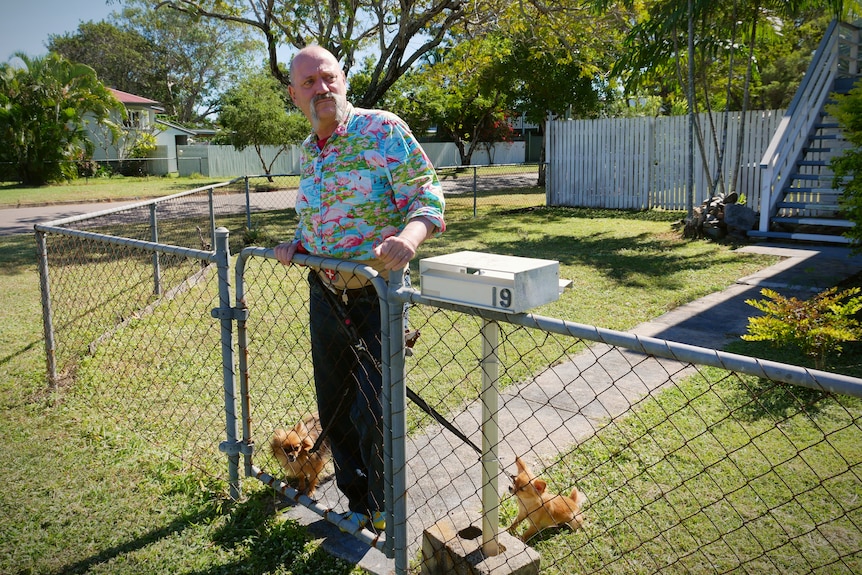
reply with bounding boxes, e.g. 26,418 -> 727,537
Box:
5,199 -> 861,574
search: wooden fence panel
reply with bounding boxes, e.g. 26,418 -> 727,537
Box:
548,110 -> 785,211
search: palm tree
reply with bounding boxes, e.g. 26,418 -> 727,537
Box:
0,52 -> 122,185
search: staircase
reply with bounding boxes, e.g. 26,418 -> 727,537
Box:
753,20 -> 861,245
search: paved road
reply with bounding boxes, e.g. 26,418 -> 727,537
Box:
0,172 -> 538,236
0,201 -> 144,236
0,190 -> 299,236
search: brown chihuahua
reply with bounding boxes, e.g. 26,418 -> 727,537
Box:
270,413 -> 330,497
507,456 -> 586,541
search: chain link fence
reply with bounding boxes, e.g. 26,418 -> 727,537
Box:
34,172 -> 861,574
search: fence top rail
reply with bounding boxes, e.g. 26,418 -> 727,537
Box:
235,247 -> 389,303
36,180 -> 237,229
238,163 -> 542,182
34,224 -> 217,262
396,288 -> 862,398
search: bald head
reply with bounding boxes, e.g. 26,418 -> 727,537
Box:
288,45 -> 349,138
289,45 -> 341,85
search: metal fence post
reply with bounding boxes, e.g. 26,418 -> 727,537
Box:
244,176 -> 252,231
212,227 -> 242,500
208,187 -> 216,249
235,255 -> 253,480
480,319 -> 501,556
473,166 -> 478,218
387,268 -> 408,568
150,203 -> 162,296
35,230 -> 58,388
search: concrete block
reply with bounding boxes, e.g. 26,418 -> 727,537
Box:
421,512 -> 540,575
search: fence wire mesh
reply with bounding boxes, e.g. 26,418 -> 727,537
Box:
394,304 -> 861,575
38,232 -> 228,479
233,255 -> 861,574
34,170 -> 862,574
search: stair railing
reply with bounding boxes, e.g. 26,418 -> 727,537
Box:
758,20 -> 860,233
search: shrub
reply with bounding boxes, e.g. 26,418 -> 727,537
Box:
827,81 -> 862,249
742,286 -> 862,369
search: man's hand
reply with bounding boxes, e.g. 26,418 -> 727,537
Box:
374,235 -> 419,271
274,240 -> 301,266
373,217 -> 434,270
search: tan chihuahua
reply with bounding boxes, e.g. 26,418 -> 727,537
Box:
270,413 -> 330,497
507,456 -> 586,541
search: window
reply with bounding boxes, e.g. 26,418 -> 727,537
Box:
124,110 -> 143,129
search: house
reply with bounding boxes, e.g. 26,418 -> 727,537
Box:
85,88 -> 211,176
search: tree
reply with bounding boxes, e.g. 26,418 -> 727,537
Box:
827,80 -> 862,248
470,1 -> 632,184
155,0 -> 486,107
380,35 -> 513,166
49,0 -> 260,124
0,53 -> 123,186
491,35 -> 612,184
218,71 -> 310,179
47,21 -> 161,100
607,0 -> 858,199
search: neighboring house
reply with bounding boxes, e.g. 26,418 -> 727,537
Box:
84,88 -> 212,176
153,118 -> 206,175
85,88 -> 162,163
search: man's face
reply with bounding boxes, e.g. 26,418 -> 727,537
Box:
289,49 -> 348,134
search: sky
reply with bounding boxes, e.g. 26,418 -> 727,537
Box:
1,0 -> 118,63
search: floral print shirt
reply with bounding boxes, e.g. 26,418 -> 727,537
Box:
293,105 -> 446,262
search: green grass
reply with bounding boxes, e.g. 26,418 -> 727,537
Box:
498,369 -> 861,574
3,185 -> 860,574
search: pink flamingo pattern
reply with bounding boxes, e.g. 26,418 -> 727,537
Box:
293,106 -> 445,261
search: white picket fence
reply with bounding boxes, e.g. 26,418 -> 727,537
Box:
546,110 -> 786,211
170,141 -> 528,178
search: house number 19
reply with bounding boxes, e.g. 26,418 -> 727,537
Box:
491,286 -> 513,309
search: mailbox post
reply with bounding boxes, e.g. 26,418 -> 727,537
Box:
419,251 -> 569,557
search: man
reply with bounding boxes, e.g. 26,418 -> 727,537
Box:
274,45 -> 445,533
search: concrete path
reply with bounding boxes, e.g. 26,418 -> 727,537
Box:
278,243 -> 862,574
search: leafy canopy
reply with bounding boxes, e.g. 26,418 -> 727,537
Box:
218,71 -> 309,175
49,0 -> 260,124
0,53 -> 123,185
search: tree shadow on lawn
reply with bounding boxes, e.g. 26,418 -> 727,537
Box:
52,501 -> 226,575
53,488 -> 346,575
198,489 -> 355,575
0,233 -> 38,275
432,213 -> 716,292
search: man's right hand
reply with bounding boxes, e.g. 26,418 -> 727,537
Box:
274,240 -> 301,265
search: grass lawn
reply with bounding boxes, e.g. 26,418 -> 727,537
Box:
2,180 -> 859,574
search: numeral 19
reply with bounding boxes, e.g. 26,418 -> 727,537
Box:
491,286 -> 513,309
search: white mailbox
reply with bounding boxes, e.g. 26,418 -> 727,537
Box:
419,251 -> 565,313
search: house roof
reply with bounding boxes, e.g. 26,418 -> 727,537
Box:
156,119 -> 195,135
109,88 -> 161,106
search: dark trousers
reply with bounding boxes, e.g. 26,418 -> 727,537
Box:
308,273 -> 384,515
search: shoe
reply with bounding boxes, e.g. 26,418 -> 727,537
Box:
371,511 -> 386,531
338,511 -> 368,533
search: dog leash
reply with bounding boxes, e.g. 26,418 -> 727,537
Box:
307,270 -> 482,456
